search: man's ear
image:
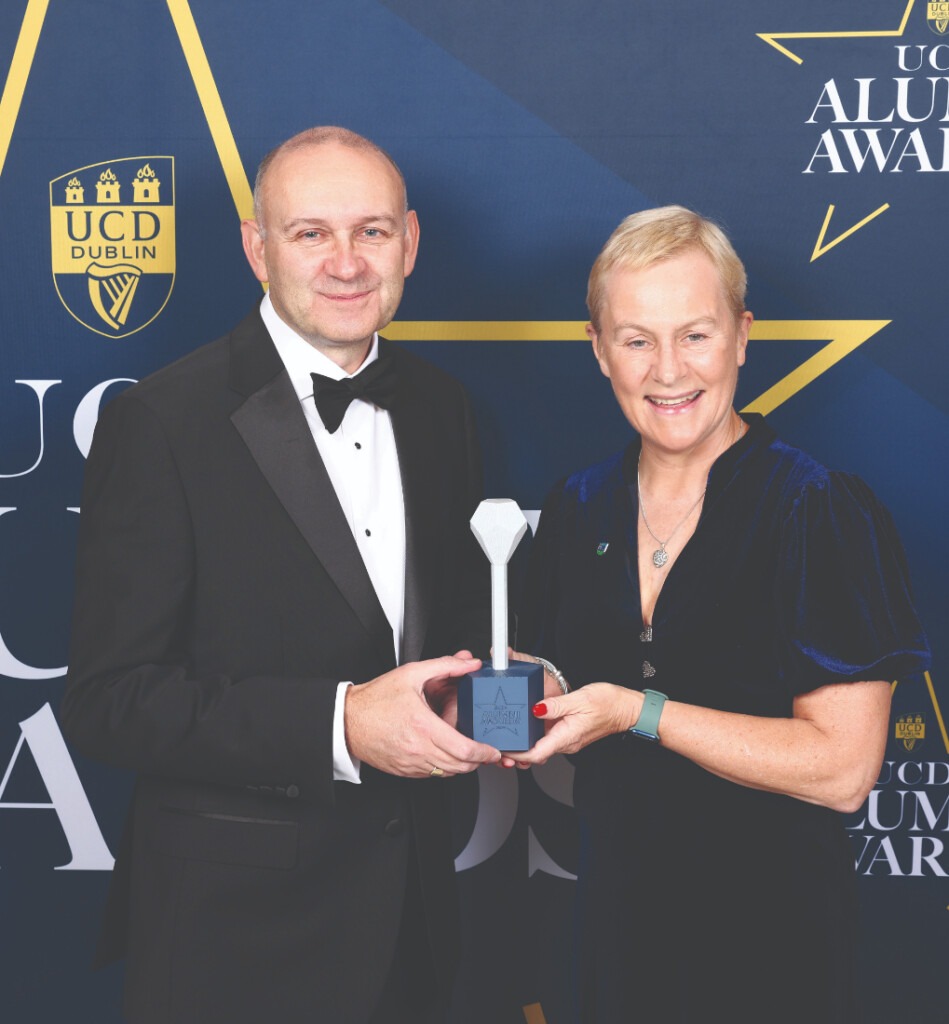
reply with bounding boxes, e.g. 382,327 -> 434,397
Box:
402,209 -> 420,278
240,219 -> 268,284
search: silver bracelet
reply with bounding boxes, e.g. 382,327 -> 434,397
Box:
530,655 -> 570,695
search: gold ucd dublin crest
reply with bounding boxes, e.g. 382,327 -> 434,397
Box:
50,157 -> 175,338
928,3 -> 949,34
896,713 -> 925,751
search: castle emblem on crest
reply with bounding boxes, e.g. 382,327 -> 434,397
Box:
50,157 -> 175,338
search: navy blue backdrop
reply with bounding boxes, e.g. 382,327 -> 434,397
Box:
1,2 -> 945,1021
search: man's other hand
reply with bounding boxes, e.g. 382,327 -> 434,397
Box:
344,655 -> 501,777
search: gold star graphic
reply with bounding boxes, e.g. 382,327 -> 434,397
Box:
758,0 -> 916,65
386,320 -> 891,417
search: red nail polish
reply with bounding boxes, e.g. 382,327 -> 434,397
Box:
533,702 -> 547,717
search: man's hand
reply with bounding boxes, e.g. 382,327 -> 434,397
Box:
422,649 -> 476,727
344,655 -> 502,777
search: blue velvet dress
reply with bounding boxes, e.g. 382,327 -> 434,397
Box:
521,415 -> 930,1024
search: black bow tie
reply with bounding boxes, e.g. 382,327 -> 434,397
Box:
310,354 -> 398,434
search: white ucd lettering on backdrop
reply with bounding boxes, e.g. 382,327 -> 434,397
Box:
0,378 -> 134,677
0,507 -> 74,679
1,378 -> 136,476
0,703 -> 113,870
0,381 -> 60,478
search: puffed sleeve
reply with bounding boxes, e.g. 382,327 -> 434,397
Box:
774,472 -> 930,696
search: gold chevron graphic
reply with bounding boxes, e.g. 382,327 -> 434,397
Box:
167,0 -> 253,220
925,673 -> 948,753
811,204 -> 891,262
0,0 -> 49,179
758,0 -> 916,65
387,321 -> 586,342
387,320 -> 889,416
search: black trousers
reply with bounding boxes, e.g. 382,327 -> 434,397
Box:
368,845 -> 447,1024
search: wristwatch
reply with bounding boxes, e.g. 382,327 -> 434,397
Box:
629,688 -> 668,742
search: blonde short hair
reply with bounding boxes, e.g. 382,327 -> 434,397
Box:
586,206 -> 746,330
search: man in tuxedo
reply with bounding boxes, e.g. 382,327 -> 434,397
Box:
62,126 -> 501,1024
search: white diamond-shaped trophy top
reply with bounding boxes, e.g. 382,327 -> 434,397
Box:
470,499 -> 528,670
470,499 -> 528,566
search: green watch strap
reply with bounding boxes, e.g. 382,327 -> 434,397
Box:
629,688 -> 668,742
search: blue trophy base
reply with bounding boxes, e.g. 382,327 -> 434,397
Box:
457,660 -> 544,751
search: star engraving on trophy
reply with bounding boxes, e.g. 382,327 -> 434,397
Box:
475,687 -> 523,738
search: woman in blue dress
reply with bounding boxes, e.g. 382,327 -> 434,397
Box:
511,207 -> 929,1023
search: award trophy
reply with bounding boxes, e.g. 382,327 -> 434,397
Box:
457,499 -> 544,751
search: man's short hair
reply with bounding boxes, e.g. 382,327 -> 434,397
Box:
252,126 -> 409,229
586,205 -> 747,330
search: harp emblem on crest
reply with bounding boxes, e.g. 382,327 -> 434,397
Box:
86,262 -> 142,330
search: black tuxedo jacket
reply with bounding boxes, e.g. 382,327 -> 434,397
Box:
62,308 -> 489,1024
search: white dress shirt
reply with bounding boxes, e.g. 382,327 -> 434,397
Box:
261,294 -> 406,783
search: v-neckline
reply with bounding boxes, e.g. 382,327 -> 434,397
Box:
622,415 -> 764,631
627,475 -> 699,631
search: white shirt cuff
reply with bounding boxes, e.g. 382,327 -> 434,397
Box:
333,681 -> 362,783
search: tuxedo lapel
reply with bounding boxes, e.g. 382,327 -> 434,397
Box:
228,313 -> 392,659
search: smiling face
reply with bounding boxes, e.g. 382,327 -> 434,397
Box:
241,141 -> 419,371
587,248 -> 752,462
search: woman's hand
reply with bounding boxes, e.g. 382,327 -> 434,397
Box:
500,683 -> 640,767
